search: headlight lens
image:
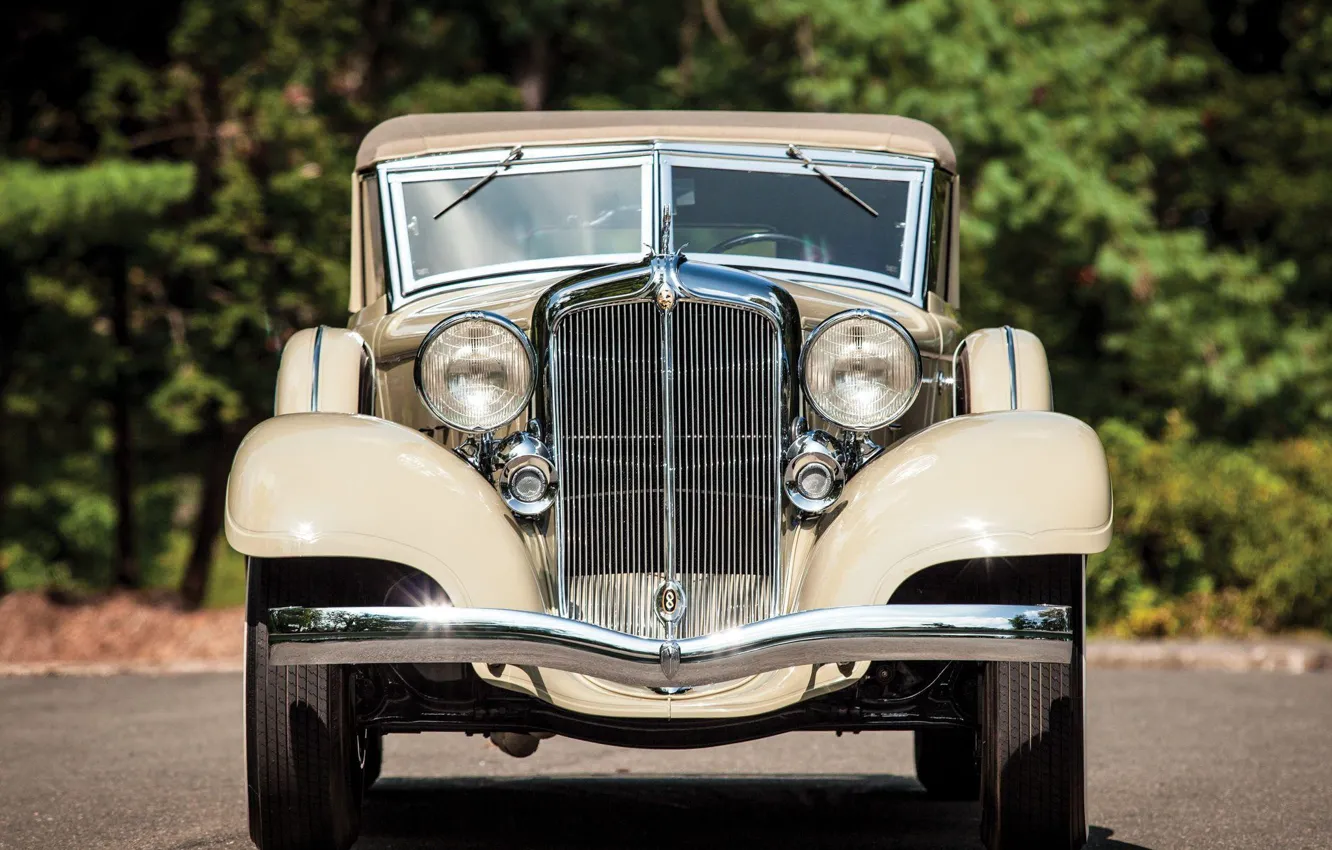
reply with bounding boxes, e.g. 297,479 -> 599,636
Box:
416,313 -> 534,433
802,311 -> 921,430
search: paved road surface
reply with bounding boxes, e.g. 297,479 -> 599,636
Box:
1,670 -> 1329,849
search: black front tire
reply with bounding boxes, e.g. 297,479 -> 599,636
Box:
979,557 -> 1087,850
245,559 -> 365,850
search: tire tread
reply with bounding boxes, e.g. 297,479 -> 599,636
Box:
246,559 -> 362,850
981,556 -> 1086,850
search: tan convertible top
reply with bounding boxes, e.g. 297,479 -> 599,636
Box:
356,111 -> 956,172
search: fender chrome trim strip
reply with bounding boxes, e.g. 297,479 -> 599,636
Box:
1003,325 -> 1017,410
309,325 -> 325,411
266,603 -> 1073,687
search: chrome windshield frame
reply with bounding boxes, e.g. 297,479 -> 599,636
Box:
377,142 -> 938,311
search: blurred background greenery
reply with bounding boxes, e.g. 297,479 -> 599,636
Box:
1,0 -> 1329,634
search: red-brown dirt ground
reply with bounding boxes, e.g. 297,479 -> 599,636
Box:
0,592 -> 242,665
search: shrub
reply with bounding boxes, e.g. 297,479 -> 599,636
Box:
1093,414 -> 1332,635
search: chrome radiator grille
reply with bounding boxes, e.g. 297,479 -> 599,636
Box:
551,298 -> 783,639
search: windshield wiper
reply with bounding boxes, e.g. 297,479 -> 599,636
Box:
786,144 -> 878,218
434,145 -> 524,220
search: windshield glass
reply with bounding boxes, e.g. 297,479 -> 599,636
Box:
396,166 -> 643,292
670,165 -> 914,282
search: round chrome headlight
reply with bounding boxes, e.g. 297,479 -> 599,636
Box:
415,312 -> 535,433
801,310 -> 922,431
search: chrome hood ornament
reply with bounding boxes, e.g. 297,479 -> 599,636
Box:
652,219 -> 678,311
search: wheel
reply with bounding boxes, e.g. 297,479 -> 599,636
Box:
913,728 -> 979,799
980,557 -> 1086,850
245,559 -> 365,850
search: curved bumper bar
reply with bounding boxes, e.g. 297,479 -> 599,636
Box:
267,604 -> 1073,688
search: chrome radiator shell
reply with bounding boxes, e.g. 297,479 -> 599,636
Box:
535,258 -> 798,640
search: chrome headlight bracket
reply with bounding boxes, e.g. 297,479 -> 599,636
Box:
838,429 -> 885,473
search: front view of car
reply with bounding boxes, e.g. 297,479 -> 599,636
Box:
226,112 -> 1111,850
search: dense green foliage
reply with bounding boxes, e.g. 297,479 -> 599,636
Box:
2,0 -> 1329,631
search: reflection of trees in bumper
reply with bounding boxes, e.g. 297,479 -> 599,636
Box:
264,603 -> 1074,687
1007,607 -> 1070,635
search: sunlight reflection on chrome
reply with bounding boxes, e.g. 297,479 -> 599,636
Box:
384,573 -> 453,609
266,602 -> 1075,682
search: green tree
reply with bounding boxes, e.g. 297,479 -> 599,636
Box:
2,0 -> 1328,631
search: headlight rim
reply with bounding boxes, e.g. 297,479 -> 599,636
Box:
414,310 -> 537,434
799,308 -> 923,432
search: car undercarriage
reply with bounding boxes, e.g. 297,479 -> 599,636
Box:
352,657 -> 979,750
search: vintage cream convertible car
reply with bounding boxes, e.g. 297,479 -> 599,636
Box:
227,111 -> 1111,850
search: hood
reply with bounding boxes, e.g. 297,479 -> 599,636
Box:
365,257 -> 952,366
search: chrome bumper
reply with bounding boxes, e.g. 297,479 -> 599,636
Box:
267,604 -> 1073,688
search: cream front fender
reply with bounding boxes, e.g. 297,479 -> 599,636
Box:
224,413 -> 544,611
797,411 -> 1112,610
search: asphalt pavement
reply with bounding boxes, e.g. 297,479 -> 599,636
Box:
0,670 -> 1329,850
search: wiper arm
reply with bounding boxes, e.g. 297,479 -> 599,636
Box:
434,145 -> 524,220
786,144 -> 878,218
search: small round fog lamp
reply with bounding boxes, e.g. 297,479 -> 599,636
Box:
782,430 -> 846,515
494,431 -> 557,517
795,461 -> 834,501
510,466 -> 549,504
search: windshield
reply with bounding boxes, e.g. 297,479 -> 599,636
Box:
396,165 -> 644,292
380,147 -> 933,302
670,164 -> 914,282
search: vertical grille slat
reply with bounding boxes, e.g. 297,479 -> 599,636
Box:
552,297 -> 782,639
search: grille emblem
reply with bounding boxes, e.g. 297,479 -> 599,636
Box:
655,580 -> 687,624
655,283 -> 676,311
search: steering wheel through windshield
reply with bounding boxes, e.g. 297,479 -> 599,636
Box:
706,232 -> 823,260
